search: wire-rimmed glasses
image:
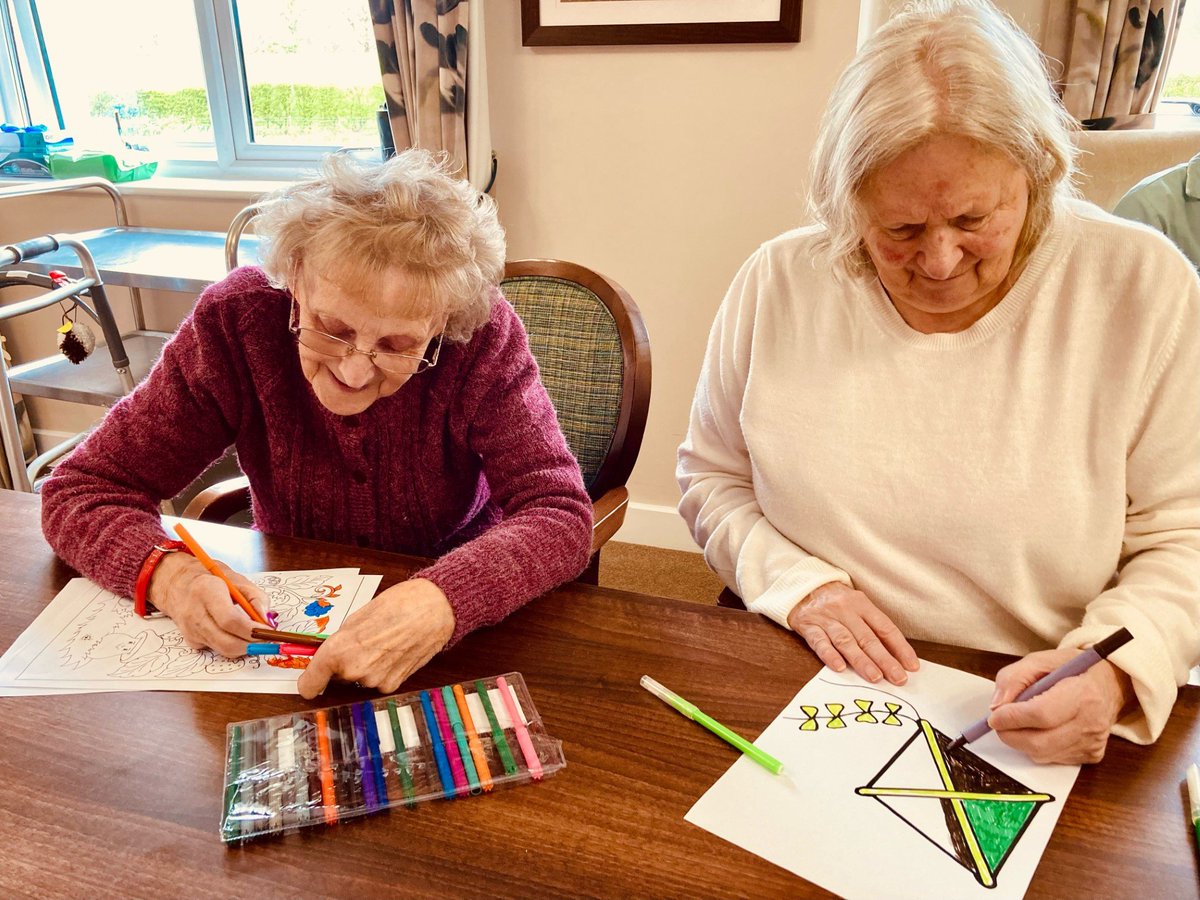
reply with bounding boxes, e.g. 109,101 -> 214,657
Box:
290,317 -> 443,376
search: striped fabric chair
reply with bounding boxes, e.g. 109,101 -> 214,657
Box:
185,258 -> 652,584
501,259 -> 651,582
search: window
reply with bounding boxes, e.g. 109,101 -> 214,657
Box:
1158,9 -> 1200,129
1,0 -> 385,176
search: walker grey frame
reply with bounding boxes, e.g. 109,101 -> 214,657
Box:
0,238 -> 132,491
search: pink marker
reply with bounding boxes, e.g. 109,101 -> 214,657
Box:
497,675 -> 542,780
430,689 -> 468,796
279,643 -> 316,657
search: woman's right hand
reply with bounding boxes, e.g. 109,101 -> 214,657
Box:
786,582 -> 920,684
147,551 -> 268,658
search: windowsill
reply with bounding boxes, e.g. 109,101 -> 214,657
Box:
109,175 -> 297,199
0,172 -> 299,201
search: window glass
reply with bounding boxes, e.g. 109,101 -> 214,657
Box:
234,0 -> 383,147
34,0 -> 216,156
1159,10 -> 1200,128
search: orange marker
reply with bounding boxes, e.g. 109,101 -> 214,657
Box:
452,683 -> 494,792
314,709 -> 338,824
173,522 -> 269,626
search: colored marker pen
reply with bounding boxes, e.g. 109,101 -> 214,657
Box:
498,675 -> 543,780
245,642 -> 316,657
475,678 -> 518,776
641,675 -> 786,776
361,701 -> 389,806
419,690 -> 455,799
432,688 -> 469,796
386,699 -> 417,806
1188,763 -> 1200,854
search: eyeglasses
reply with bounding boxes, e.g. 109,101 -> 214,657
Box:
291,323 -> 443,375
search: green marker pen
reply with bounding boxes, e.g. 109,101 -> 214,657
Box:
476,678 -> 519,776
1188,762 -> 1200,854
386,699 -> 416,807
640,675 -> 786,776
221,723 -> 242,841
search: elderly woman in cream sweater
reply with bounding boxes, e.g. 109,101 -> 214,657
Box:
678,0 -> 1200,765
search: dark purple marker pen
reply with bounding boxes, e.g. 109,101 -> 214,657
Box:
946,627 -> 1133,752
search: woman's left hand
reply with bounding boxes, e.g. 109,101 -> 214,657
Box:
986,649 -> 1135,764
297,578 -> 455,699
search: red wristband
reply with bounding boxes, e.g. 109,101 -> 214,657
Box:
134,540 -> 192,617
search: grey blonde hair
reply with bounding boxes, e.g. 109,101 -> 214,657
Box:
808,0 -> 1078,279
256,149 -> 506,342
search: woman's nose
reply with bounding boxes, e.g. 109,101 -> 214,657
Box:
336,351 -> 377,388
916,229 -> 964,280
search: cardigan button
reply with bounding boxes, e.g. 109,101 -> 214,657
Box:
344,415 -> 360,428
353,469 -> 367,484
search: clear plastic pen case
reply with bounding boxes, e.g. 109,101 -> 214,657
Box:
220,672 -> 565,843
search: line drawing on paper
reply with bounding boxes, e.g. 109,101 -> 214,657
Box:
784,681 -> 1054,889
49,572 -> 345,681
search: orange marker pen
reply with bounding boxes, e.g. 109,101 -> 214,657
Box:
173,522 -> 269,626
453,683 -> 494,791
314,709 -> 338,824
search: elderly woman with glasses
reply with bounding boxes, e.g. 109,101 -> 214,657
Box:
41,149 -> 593,698
678,0 -> 1200,764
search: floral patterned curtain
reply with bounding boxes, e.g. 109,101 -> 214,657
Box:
370,0 -> 492,188
1045,0 -> 1188,129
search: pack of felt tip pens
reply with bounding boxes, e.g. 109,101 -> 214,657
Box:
220,672 -> 564,843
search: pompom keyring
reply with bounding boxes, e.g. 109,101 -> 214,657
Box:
56,303 -> 96,365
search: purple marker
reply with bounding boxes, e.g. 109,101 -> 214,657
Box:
946,627 -> 1133,752
350,703 -> 378,811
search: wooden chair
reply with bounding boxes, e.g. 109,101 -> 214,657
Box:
184,258 -> 652,584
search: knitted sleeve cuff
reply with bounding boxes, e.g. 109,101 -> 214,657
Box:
1058,621 -> 1179,745
743,557 -> 854,631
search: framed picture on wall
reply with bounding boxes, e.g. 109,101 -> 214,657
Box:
521,0 -> 803,46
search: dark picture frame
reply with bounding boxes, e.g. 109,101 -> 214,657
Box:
521,0 -> 802,47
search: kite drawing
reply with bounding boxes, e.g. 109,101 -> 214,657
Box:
786,683 -> 1054,890
684,662 -> 1079,900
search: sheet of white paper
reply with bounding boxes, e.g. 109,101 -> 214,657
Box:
0,570 -> 381,695
685,662 -> 1080,899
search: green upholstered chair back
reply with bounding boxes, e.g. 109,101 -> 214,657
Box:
501,260 -> 651,501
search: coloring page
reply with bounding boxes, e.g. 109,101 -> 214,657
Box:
0,570 -> 381,695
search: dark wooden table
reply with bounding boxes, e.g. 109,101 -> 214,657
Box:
1,489 -> 1196,898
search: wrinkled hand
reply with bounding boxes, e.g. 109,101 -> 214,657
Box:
297,578 -> 455,699
987,650 -> 1134,764
786,582 -> 920,684
148,551 -> 269,658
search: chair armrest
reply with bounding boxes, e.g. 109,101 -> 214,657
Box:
182,475 -> 251,523
591,486 -> 628,554
182,476 -> 633,546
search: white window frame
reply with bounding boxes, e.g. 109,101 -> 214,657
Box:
5,0 -> 375,179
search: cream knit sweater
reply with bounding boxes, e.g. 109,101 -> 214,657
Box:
678,199 -> 1200,743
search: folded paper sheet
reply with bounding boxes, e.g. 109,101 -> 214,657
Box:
0,569 -> 380,695
685,662 -> 1080,899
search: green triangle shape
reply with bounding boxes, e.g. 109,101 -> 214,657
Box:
961,799 -> 1036,872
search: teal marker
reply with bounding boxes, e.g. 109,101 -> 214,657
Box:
442,685 -> 481,794
640,675 -> 787,776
